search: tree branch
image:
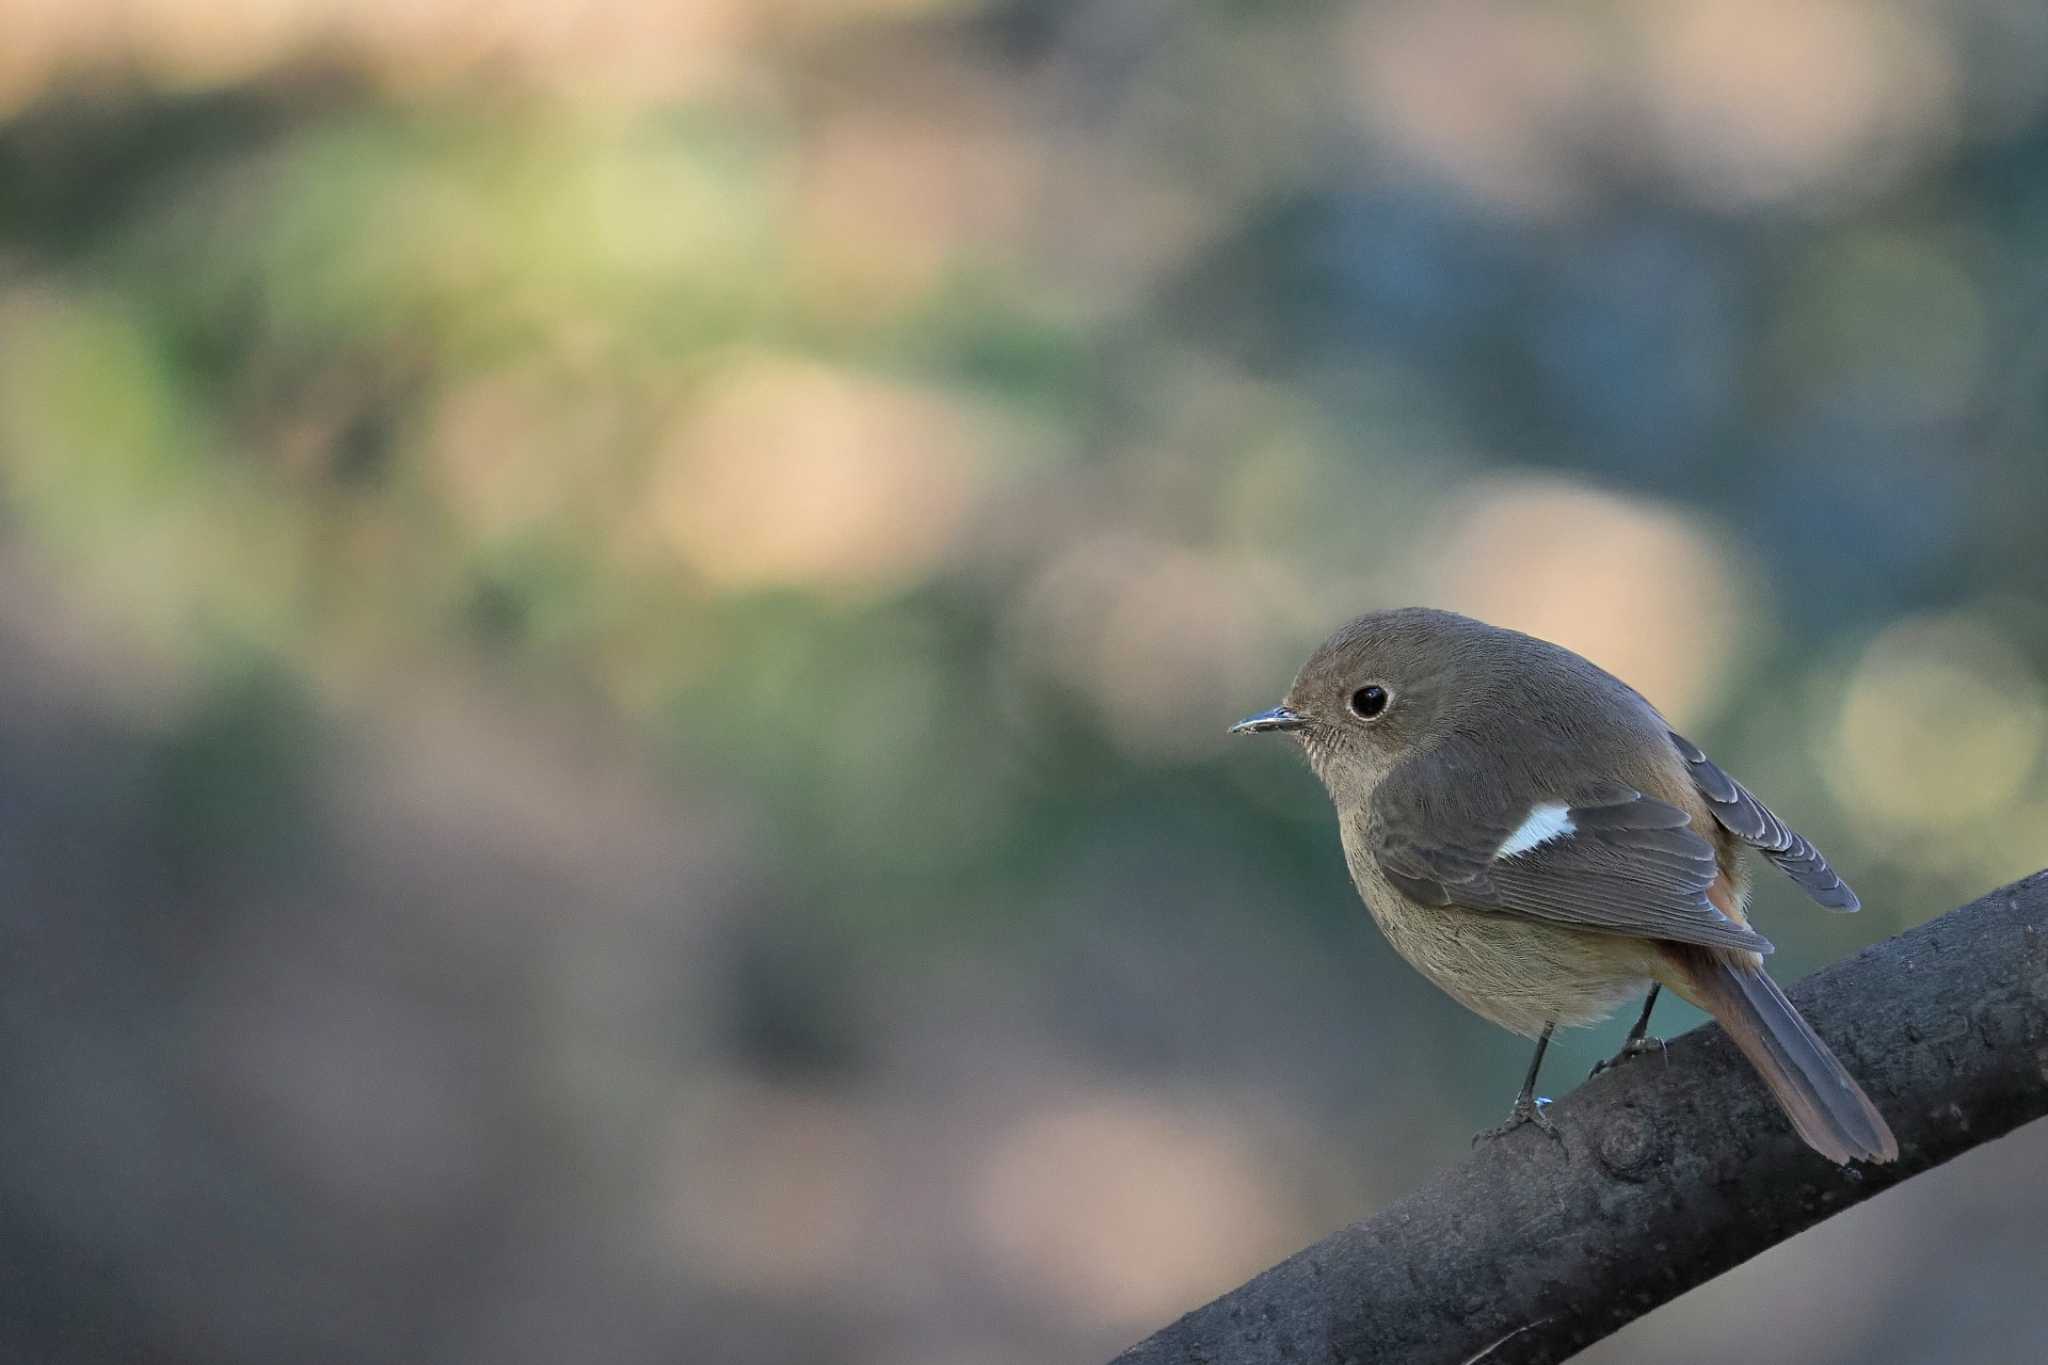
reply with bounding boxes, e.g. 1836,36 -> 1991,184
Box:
1113,869 -> 2048,1365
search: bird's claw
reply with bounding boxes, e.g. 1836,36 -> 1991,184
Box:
1588,1035 -> 1666,1079
1473,1094 -> 1559,1145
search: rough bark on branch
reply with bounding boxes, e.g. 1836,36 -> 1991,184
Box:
1113,869 -> 2048,1365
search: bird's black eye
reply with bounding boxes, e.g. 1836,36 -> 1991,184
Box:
1349,685 -> 1389,719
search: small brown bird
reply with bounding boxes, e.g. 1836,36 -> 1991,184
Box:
1233,607 -> 1897,1165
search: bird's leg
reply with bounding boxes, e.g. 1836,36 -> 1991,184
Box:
1474,1023 -> 1560,1143
1589,985 -> 1665,1078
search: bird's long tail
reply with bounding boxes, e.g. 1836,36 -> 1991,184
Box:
1666,948 -> 1898,1165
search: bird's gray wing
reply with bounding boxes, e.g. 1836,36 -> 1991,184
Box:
1367,745 -> 1773,954
1668,731 -> 1859,911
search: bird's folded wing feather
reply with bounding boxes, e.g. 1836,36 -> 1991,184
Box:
1668,731 -> 1859,911
1368,747 -> 1773,954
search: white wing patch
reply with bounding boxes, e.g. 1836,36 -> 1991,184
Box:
1495,802 -> 1575,859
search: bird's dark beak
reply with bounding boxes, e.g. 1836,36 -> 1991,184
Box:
1230,705 -> 1308,735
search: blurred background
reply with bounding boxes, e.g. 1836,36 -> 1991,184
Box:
2,1 -> 2046,1362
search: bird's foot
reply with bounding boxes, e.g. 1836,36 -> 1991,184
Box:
1473,1095 -> 1559,1145
1588,1035 -> 1666,1079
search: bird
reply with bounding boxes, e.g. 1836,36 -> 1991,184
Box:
1231,606 -> 1897,1165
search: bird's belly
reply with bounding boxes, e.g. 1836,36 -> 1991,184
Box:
1363,887 -> 1655,1039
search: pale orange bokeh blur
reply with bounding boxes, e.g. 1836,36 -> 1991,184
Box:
650,355 -> 998,600
1426,476 -> 1752,730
